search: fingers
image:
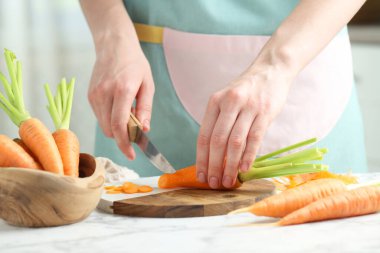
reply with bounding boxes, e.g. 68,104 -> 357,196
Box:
207,105 -> 239,189
240,114 -> 268,173
88,81 -> 114,138
111,83 -> 136,160
222,109 -> 255,188
196,95 -> 220,185
99,93 -> 114,137
135,74 -> 155,132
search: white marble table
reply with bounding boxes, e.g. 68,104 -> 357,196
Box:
1,174 -> 380,253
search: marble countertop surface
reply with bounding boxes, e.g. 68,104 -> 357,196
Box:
1,173 -> 380,253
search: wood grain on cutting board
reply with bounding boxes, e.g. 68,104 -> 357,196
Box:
99,178 -> 275,218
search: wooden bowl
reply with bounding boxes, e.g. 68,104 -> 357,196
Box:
0,153 -> 105,227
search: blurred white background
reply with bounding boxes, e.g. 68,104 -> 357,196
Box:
0,0 -> 379,172
0,0 -> 96,153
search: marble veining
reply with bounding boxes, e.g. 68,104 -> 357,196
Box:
1,173 -> 380,253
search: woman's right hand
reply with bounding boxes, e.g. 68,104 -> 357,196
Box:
88,36 -> 155,160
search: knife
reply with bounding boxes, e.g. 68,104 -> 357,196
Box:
127,113 -> 176,174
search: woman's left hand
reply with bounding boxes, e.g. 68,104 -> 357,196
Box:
196,66 -> 293,188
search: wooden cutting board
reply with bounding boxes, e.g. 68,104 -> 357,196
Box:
98,177 -> 275,218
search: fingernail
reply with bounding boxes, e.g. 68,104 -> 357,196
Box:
222,176 -> 233,188
197,172 -> 206,183
240,162 -> 250,172
143,120 -> 150,132
209,176 -> 219,189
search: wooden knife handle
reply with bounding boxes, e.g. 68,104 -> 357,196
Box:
127,113 -> 143,143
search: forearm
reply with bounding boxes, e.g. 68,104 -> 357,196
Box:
250,0 -> 366,77
79,0 -> 140,54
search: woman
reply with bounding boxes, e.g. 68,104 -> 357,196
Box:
80,0 -> 367,188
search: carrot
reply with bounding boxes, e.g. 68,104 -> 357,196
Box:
138,185 -> 153,193
158,165 -> 241,189
19,118 -> 63,174
0,134 -> 40,169
52,129 -> 79,176
13,138 -> 34,158
45,78 -> 79,177
105,182 -> 154,194
122,183 -> 139,194
106,190 -> 123,194
278,186 -> 380,226
122,182 -> 136,188
158,138 -> 330,189
230,178 -> 347,217
0,49 -> 63,174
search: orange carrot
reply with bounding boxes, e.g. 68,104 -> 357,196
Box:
0,134 -> 40,169
138,185 -> 153,193
158,165 -> 241,190
105,182 -> 154,194
0,49 -> 63,174
106,190 -> 123,194
158,141 -> 330,190
13,138 -> 34,158
278,186 -> 380,226
19,118 -> 63,174
122,182 -> 136,188
45,79 -> 79,177
230,178 -> 347,218
122,183 -> 139,194
53,129 -> 79,177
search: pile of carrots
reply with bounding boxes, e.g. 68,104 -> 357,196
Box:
0,49 -> 80,176
105,181 -> 153,194
230,178 -> 380,226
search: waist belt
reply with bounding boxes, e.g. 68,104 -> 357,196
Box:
134,23 -> 163,44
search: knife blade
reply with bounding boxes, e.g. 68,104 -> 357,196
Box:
128,113 -> 176,174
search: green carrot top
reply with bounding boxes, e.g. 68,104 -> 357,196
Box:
0,49 -> 31,126
44,78 -> 75,130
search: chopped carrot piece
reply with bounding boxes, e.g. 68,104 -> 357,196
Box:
105,182 -> 154,194
122,184 -> 139,194
106,190 -> 123,194
138,185 -> 153,193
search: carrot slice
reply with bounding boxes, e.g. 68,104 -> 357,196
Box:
138,185 -> 153,193
105,182 -> 153,194
123,183 -> 139,194
106,190 -> 123,194
123,182 -> 136,188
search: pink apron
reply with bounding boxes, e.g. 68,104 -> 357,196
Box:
161,28 -> 353,154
